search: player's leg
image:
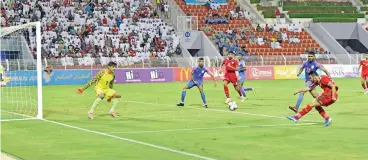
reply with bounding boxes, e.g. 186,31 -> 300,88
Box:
177,81 -> 193,106
314,92 -> 336,126
365,76 -> 368,94
362,76 -> 368,94
88,88 -> 105,119
197,83 -> 207,108
237,80 -> 247,102
287,99 -> 322,123
230,75 -> 242,97
106,89 -> 119,117
309,89 -> 319,98
223,78 -> 231,103
289,81 -> 311,113
288,91 -> 335,126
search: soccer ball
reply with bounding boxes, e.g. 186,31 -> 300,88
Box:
228,101 -> 237,111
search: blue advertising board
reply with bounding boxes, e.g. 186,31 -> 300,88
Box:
5,70 -> 92,86
5,71 -> 37,86
43,70 -> 92,85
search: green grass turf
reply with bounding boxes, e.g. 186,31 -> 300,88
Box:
1,78 -> 368,160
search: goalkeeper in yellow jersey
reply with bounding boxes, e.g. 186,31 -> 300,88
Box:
77,62 -> 121,119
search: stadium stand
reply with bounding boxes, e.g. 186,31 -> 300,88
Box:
174,0 -> 336,65
1,0 -> 180,69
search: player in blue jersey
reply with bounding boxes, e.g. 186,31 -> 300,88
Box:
177,58 -> 217,108
289,52 -> 331,113
236,54 -> 255,102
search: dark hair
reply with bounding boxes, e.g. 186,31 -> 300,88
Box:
198,57 -> 204,61
107,61 -> 117,67
308,51 -> 316,55
308,71 -> 319,76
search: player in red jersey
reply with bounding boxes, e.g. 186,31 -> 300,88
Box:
358,55 -> 368,94
222,52 -> 242,104
287,71 -> 337,127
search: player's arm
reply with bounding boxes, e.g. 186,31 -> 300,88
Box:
208,72 -> 217,87
294,87 -> 312,95
239,60 -> 246,72
358,61 -> 362,73
297,65 -> 304,77
109,74 -> 115,89
327,81 -> 337,101
320,66 -> 331,77
77,70 -> 103,94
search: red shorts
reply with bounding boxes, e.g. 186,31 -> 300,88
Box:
361,73 -> 368,79
224,73 -> 238,85
316,91 -> 338,106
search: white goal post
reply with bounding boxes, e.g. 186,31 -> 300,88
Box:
0,22 -> 43,121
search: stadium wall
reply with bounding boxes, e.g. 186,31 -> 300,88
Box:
4,65 -> 361,86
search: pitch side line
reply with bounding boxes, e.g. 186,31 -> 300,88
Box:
123,100 -> 322,123
110,123 -> 317,134
0,110 -> 216,160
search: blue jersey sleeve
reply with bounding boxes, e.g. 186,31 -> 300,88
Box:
315,61 -> 323,69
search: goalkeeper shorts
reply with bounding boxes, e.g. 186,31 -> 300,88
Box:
95,87 -> 116,99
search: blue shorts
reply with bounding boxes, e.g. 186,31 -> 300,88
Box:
238,75 -> 245,84
305,81 -> 316,90
186,80 -> 203,89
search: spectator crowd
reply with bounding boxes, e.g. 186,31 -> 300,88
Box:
211,23 -> 307,56
1,0 -> 180,67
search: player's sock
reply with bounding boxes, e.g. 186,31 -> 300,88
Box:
240,86 -> 247,97
295,104 -> 312,120
89,98 -> 102,113
200,92 -> 207,105
223,85 -> 230,98
243,87 -> 253,91
295,93 -> 304,109
181,90 -> 186,103
236,87 -> 242,96
315,106 -> 329,120
109,98 -> 120,113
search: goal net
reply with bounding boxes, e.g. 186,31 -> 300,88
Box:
0,22 -> 43,121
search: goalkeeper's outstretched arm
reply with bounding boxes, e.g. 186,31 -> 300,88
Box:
109,74 -> 115,89
77,70 -> 104,94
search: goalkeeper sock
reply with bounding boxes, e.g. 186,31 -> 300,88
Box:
109,98 -> 120,113
89,98 -> 102,113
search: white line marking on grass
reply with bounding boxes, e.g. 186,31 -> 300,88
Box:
0,118 -> 37,122
123,100 -> 322,123
110,123 -> 317,134
1,110 -> 216,160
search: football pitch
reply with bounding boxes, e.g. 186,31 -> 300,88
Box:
1,78 -> 368,160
